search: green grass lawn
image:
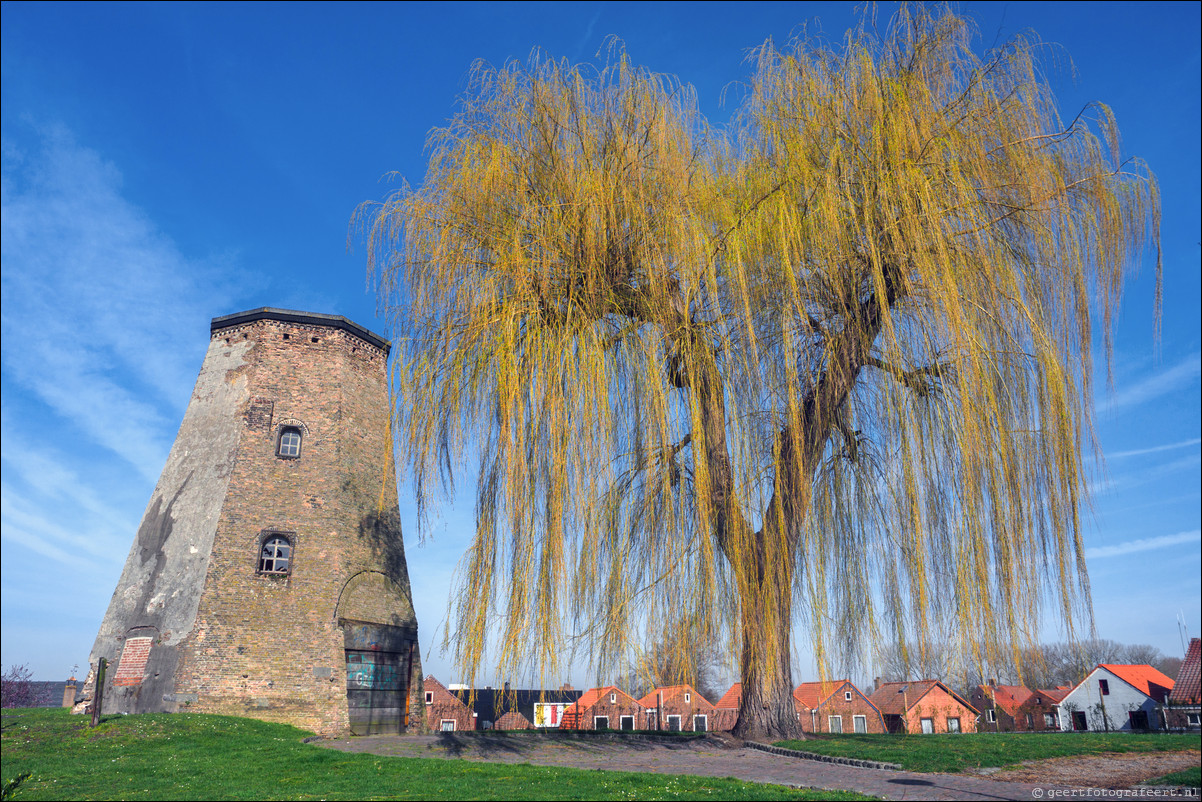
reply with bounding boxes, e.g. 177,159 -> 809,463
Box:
1146,766 -> 1201,788
0,708 -> 870,801
773,732 -> 1202,774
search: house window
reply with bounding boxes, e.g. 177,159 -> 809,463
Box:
853,715 -> 867,733
1025,713 -> 1034,729
920,717 -> 934,734
829,715 -> 843,733
1186,713 -> 1200,727
987,709 -> 997,723
845,691 -> 853,701
666,715 -> 681,731
440,720 -> 455,731
277,426 -> 302,458
610,692 -> 616,703
620,715 -> 635,731
1044,713 -> 1057,728
257,534 -> 292,575
1099,679 -> 1110,696
594,716 -> 609,730
425,692 -> 433,704
693,714 -> 707,732
947,717 -> 961,733
684,692 -> 690,703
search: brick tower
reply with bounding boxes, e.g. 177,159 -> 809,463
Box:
83,308 -> 423,735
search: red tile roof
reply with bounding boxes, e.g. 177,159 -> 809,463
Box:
793,681 -> 845,709
495,711 -> 532,730
869,680 -> 979,716
1038,687 -> 1070,703
636,684 -> 713,709
715,683 -> 740,709
1100,664 -> 1175,702
560,686 -> 643,729
976,684 -> 1034,715
1169,638 -> 1200,705
710,682 -> 808,712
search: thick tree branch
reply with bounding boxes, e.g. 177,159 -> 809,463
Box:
762,257 -> 909,544
865,356 -> 953,398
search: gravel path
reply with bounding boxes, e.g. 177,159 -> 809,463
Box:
321,732 -> 1081,800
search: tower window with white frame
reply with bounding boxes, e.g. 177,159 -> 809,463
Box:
277,426 -> 302,458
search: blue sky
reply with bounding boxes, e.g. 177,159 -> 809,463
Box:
2,2 -> 1198,687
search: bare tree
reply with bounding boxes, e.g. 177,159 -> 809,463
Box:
875,641 -> 963,684
1157,656 -> 1183,680
363,6 -> 1159,738
628,631 -> 729,704
1002,640 -> 1173,689
1,664 -> 36,708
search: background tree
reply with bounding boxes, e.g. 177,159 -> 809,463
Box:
1015,640 -> 1179,689
874,640 -> 963,685
362,6 -> 1159,738
1,664 -> 36,709
909,638 -> 1184,692
627,630 -> 729,704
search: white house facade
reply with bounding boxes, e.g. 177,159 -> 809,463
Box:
1058,664 -> 1174,732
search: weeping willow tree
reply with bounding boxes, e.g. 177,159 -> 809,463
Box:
361,6 -> 1159,738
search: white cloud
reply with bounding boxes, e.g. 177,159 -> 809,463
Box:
1,123 -> 238,479
0,123 -> 243,632
1098,355 -> 1201,415
1085,530 -> 1201,560
1109,438 -> 1202,459
0,429 -> 136,547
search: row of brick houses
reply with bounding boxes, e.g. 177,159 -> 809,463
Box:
421,675 -> 974,734
968,683 -> 1072,732
966,642 -> 1201,733
423,641 -> 1201,734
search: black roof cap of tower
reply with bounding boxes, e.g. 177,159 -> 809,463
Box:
211,307 -> 390,354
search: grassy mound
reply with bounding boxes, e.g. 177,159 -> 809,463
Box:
1,708 -> 868,800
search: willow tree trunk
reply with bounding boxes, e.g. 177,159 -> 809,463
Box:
728,529 -> 806,740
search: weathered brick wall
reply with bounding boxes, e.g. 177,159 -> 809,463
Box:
711,707 -> 738,731
970,686 -> 1061,732
424,677 -> 476,731
906,687 -> 978,733
577,692 -> 644,730
495,711 -> 533,730
802,682 -> 885,734
170,315 -> 422,735
1014,695 -> 1061,731
644,686 -> 717,731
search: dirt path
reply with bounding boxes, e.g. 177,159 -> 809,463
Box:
962,749 -> 1200,789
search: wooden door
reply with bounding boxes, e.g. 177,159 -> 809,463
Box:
342,620 -> 416,735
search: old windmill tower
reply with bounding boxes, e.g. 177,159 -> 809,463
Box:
82,308 -> 423,734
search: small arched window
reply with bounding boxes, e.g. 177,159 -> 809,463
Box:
277,426 -> 302,458
258,535 -> 292,575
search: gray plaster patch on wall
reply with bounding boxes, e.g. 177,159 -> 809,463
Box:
86,337 -> 252,712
